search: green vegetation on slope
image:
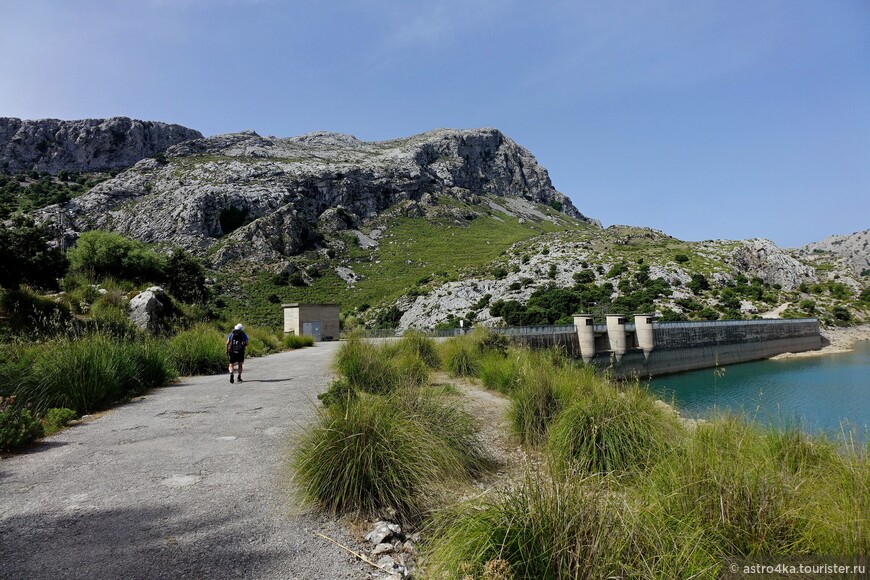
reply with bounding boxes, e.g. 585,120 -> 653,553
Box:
0,171 -> 111,219
223,202 -> 592,327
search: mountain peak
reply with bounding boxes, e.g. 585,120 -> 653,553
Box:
37,125 -> 595,264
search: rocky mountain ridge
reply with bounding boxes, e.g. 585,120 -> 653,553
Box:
801,229 -> 870,277
0,117 -> 202,175
7,118 -> 864,328
39,127 -> 593,265
394,228 -> 864,330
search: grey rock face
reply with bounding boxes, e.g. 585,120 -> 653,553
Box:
38,127 -> 594,265
0,117 -> 202,175
727,239 -> 816,290
803,229 -> 870,276
128,286 -> 173,333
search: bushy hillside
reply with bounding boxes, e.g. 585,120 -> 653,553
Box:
3,119 -> 864,331
218,209 -> 868,330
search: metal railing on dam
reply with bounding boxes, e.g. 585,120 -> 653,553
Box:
652,318 -> 819,349
362,316 -> 822,377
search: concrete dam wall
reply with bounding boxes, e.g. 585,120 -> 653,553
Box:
496,317 -> 822,378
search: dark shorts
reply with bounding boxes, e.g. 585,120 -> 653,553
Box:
228,351 -> 245,364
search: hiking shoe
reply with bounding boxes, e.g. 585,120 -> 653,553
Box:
230,373 -> 234,384
237,376 -> 244,383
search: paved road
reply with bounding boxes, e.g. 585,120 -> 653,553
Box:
0,342 -> 368,580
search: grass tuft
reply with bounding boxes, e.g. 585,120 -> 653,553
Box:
424,468 -> 691,579
167,324 -> 227,376
10,334 -> 176,414
441,335 -> 479,377
282,333 -> 315,349
293,390 -> 477,522
547,384 -> 684,474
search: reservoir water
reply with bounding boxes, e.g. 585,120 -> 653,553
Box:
649,340 -> 870,441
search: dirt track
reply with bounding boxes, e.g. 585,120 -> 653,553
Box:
0,342 -> 368,580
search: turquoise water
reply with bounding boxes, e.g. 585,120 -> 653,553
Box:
648,340 -> 870,440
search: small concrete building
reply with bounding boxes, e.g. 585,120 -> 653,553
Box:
282,303 -> 340,341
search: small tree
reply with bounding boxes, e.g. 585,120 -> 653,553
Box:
0,217 -> 68,290
688,274 -> 710,294
163,249 -> 208,303
832,306 -> 852,322
573,269 -> 595,284
68,230 -> 165,282
374,305 -> 403,328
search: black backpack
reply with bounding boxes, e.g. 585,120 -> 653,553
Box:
229,330 -> 246,354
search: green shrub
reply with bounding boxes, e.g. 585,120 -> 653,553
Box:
832,306 -> 852,322
644,416 -> 808,556
0,395 -> 44,450
0,216 -> 68,291
87,297 -> 142,340
133,338 -> 177,388
689,273 -> 711,294
425,469 -> 691,579
0,345 -> 38,399
468,326 -> 510,355
507,352 -> 579,446
334,337 -> 400,394
394,331 -> 441,368
19,337 -> 124,413
509,369 -> 564,446
441,335 -> 480,377
68,230 -> 165,282
801,447 -> 870,555
547,385 -> 684,474
42,407 -> 78,436
282,333 -> 315,349
399,386 -> 491,477
245,326 -> 282,357
764,425 -> 838,474
167,324 -> 227,376
13,335 -> 174,414
374,305 -> 403,328
477,350 -> 521,394
317,378 -> 357,407
0,286 -> 72,337
292,392 -> 469,522
393,352 -> 431,388
163,248 -> 208,303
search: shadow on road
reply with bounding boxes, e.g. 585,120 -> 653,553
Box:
21,440 -> 70,455
0,504 -> 286,579
238,378 -> 294,383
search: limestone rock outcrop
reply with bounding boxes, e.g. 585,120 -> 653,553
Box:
38,127 -> 594,264
727,239 -> 816,290
0,117 -> 202,175
802,229 -> 870,277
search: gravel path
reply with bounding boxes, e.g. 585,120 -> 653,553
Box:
0,342 -> 368,580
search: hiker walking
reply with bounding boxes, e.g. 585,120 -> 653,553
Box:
226,323 -> 249,383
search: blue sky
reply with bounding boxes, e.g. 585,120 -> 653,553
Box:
1,0 -> 867,247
